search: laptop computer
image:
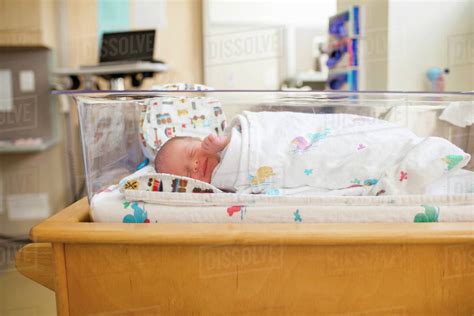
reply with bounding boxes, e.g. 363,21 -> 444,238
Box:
81,29 -> 162,68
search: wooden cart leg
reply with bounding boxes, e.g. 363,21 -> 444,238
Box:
52,243 -> 70,316
15,243 -> 55,291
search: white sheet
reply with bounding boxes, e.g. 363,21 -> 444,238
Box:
91,169 -> 474,223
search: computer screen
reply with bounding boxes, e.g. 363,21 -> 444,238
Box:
100,30 -> 156,63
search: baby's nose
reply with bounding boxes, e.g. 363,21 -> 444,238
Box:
192,159 -> 198,172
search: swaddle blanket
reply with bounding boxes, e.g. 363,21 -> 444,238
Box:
211,111 -> 471,196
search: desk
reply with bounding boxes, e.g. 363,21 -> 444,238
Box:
54,61 -> 168,90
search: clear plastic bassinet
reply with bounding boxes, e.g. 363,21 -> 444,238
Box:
53,90 -> 474,201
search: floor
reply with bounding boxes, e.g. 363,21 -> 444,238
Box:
0,240 -> 56,316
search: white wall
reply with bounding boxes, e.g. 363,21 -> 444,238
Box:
338,0 -> 473,91
203,0 -> 336,89
204,26 -> 285,89
207,0 -> 336,29
387,0 -> 473,91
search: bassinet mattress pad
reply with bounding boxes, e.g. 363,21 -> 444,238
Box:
91,169 -> 474,223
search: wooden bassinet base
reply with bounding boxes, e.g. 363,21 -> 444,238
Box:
16,198 -> 474,315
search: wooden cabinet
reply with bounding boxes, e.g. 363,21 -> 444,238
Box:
0,0 -> 58,48
0,1 -> 65,237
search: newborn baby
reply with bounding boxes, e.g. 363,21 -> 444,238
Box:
155,135 -> 229,184
155,111 -> 470,196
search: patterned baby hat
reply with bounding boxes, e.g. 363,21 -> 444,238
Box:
140,83 -> 227,160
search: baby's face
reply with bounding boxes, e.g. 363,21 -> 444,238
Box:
157,138 -> 220,183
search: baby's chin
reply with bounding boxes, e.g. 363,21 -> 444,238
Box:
196,173 -> 212,184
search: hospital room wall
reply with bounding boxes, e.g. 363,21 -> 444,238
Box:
0,0 -> 204,236
386,0 -> 474,91
0,0 -> 67,236
151,0 -> 204,85
202,1 -> 336,89
337,0 -> 474,91
61,0 -> 203,85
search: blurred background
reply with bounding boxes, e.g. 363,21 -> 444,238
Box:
0,0 -> 472,314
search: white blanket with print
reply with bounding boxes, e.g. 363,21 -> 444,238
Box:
210,111 -> 471,196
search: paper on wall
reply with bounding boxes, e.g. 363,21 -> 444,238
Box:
0,69 -> 13,112
7,193 -> 50,221
19,70 -> 35,92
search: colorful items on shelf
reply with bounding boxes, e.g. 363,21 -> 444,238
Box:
327,70 -> 358,91
426,67 -> 449,92
328,6 -> 360,40
327,6 -> 360,91
327,38 -> 358,69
